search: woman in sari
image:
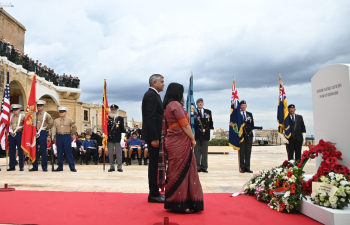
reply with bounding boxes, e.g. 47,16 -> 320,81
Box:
159,82 -> 204,213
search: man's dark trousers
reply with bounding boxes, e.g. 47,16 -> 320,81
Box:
146,140 -> 160,197
56,134 -> 75,170
32,130 -> 48,170
9,131 -> 23,169
288,137 -> 302,161
240,136 -> 253,171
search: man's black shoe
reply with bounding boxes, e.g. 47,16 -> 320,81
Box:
129,159 -> 132,165
240,169 -> 245,173
148,195 -> 165,203
117,169 -> 123,172
86,161 -> 89,165
197,169 -> 201,172
108,168 -> 115,172
19,167 -> 24,171
71,169 -> 77,172
7,167 -> 15,171
138,159 -> 142,165
245,169 -> 253,173
53,168 -> 63,172
43,169 -> 48,172
29,168 -> 38,172
94,161 -> 98,165
144,159 -> 148,165
201,169 -> 208,173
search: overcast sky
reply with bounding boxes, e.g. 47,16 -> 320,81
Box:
6,0 -> 350,135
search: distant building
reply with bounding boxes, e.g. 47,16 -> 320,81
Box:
213,127 -> 229,139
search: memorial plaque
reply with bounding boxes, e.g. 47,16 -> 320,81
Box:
311,64 -> 350,169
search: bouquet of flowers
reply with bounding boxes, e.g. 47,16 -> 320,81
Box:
311,172 -> 350,209
268,160 -> 306,213
298,139 -> 350,195
244,160 -> 305,213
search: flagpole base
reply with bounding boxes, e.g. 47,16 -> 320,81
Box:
0,184 -> 15,192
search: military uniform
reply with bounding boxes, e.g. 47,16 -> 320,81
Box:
194,98 -> 214,172
30,100 -> 53,171
107,104 -> 125,172
8,104 -> 25,171
52,107 -> 77,172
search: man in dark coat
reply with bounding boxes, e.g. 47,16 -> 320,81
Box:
194,98 -> 214,173
287,104 -> 306,161
240,100 -> 254,173
141,74 -> 165,203
106,104 -> 125,172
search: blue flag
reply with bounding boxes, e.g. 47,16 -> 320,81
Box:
277,76 -> 291,138
186,73 -> 198,134
229,79 -> 245,150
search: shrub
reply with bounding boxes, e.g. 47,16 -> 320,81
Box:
208,138 -> 229,146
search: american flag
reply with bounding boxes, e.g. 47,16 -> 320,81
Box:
0,72 -> 10,150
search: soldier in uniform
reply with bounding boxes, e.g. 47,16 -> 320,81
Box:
240,100 -> 254,173
106,104 -> 125,172
52,107 -> 77,172
287,104 -> 306,161
8,104 -> 25,171
194,98 -> 214,173
30,100 -> 53,172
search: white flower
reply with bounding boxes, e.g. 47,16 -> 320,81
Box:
329,172 -> 335,177
341,198 -> 345,202
340,181 -> 349,186
320,176 -> 328,182
337,186 -> 345,195
331,204 -> 337,209
329,196 -> 338,205
324,201 -> 330,207
315,197 -> 320,203
249,184 -> 256,189
336,174 -> 344,181
284,191 -> 290,198
289,160 -> 295,164
331,180 -> 339,187
320,192 -> 327,201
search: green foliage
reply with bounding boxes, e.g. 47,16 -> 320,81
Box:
208,138 -> 229,146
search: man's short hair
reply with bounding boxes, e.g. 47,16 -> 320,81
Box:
132,132 -> 137,136
86,133 -> 91,136
149,74 -> 164,87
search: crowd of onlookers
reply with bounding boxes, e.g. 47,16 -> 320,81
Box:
0,38 -> 80,88
44,125 -> 148,166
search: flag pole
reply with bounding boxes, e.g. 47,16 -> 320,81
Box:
6,149 -> 8,170
233,76 -> 241,172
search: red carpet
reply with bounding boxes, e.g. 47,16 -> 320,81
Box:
0,191 -> 320,225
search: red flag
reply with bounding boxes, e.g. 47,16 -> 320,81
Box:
21,74 -> 37,162
102,80 -> 109,149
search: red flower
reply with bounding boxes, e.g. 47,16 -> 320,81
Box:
269,190 -> 274,195
279,202 -> 286,211
275,179 -> 280,187
282,160 -> 288,167
290,183 -> 296,194
287,171 -> 293,178
288,164 -> 293,168
283,182 -> 289,189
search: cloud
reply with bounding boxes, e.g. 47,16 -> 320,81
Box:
6,0 -> 350,134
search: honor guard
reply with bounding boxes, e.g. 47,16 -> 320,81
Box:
30,100 -> 53,172
240,100 -> 254,173
107,104 -> 125,172
194,98 -> 214,173
287,104 -> 306,161
8,104 -> 25,171
52,107 -> 77,172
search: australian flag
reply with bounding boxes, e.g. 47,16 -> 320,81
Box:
277,75 -> 291,138
229,78 -> 245,150
185,73 -> 198,135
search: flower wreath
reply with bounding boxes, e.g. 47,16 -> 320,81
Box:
298,139 -> 350,195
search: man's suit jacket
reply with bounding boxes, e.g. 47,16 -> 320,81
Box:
288,114 -> 306,142
141,88 -> 164,141
194,108 -> 214,141
243,111 -> 254,137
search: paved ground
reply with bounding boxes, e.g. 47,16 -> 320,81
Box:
0,145 -> 316,193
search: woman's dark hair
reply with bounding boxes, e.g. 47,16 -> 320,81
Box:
163,82 -> 184,109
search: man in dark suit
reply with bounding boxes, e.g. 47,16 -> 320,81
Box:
194,98 -> 214,173
141,74 -> 165,203
240,100 -> 254,173
287,104 -> 306,161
